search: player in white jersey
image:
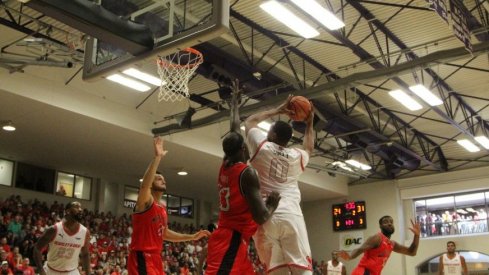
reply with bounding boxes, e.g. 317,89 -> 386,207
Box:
34,201 -> 90,275
324,252 -> 346,275
245,95 -> 314,275
438,241 -> 468,275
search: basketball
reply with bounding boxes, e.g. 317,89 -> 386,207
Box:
288,96 -> 312,121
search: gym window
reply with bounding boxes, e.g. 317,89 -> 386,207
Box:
415,190 -> 489,238
0,159 -> 14,186
56,172 -> 92,200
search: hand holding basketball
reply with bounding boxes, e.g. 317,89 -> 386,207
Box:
287,96 -> 312,121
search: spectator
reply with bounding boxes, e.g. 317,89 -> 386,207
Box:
0,261 -> 13,275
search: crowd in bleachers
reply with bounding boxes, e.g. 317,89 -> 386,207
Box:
0,195 -> 278,275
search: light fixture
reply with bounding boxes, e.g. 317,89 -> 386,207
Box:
345,159 -> 372,170
408,84 -> 443,106
2,121 -> 16,131
260,0 -> 320,38
122,68 -> 164,86
258,121 -> 272,132
106,74 -> 151,92
332,161 -> 353,172
290,0 -> 345,30
457,139 -> 480,152
474,136 -> 489,149
177,170 -> 188,176
388,90 -> 423,111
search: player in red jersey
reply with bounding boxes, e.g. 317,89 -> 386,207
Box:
337,216 -> 420,275
205,86 -> 281,275
127,137 -> 211,275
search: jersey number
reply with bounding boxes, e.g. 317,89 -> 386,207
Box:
219,187 -> 230,211
269,158 -> 289,183
56,247 -> 76,259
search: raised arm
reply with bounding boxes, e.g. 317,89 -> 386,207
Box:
80,229 -> 91,275
164,228 -> 211,243
229,82 -> 241,133
244,95 -> 294,135
33,226 -> 56,275
337,233 -> 381,261
240,166 -> 280,225
134,137 -> 167,212
393,219 -> 420,256
303,104 -> 314,155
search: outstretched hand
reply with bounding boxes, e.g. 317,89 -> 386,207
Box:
193,230 -> 212,240
276,94 -> 295,117
154,137 -> 168,158
408,219 -> 421,236
265,191 -> 281,212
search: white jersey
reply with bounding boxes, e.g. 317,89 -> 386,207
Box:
326,260 -> 343,275
246,128 -> 309,215
442,253 -> 462,275
46,222 -> 87,272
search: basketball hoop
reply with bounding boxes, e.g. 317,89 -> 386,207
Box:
156,48 -> 203,102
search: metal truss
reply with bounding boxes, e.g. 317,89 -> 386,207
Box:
300,0 -> 489,153
230,9 -> 447,178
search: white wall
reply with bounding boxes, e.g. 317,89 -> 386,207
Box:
304,166 -> 489,275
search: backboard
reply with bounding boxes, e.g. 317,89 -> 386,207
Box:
82,0 -> 229,81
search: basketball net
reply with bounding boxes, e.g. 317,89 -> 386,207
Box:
157,48 -> 203,102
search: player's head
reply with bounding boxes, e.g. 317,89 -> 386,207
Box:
379,215 -> 395,237
65,201 -> 83,222
446,241 -> 456,253
222,132 -> 248,161
151,172 -> 166,193
268,121 -> 292,146
331,251 -> 339,261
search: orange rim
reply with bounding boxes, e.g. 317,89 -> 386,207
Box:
157,48 -> 203,69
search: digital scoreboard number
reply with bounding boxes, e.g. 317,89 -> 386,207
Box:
333,201 -> 366,231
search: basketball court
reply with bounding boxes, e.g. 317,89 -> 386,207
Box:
1,0 -> 489,274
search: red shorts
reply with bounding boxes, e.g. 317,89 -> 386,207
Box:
128,250 -> 164,275
352,266 -> 378,275
205,227 -> 254,275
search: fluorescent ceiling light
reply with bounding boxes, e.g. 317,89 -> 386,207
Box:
345,159 -> 372,170
107,74 -> 151,92
2,122 -> 15,131
409,84 -> 443,106
388,90 -> 423,111
123,68 -> 164,86
332,161 -> 353,172
260,0 -> 319,38
457,139 -> 480,152
177,171 -> 188,176
455,193 -> 485,203
258,121 -> 271,132
290,0 -> 345,30
474,136 -> 489,149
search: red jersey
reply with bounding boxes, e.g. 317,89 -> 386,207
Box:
354,233 -> 394,275
217,162 -> 258,238
130,201 -> 167,253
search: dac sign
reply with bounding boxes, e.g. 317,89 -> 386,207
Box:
339,232 -> 364,251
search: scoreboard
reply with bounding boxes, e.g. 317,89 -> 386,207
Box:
333,201 -> 366,231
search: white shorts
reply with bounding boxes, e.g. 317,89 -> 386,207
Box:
44,263 -> 80,275
253,213 -> 312,273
